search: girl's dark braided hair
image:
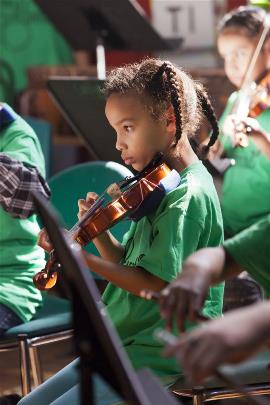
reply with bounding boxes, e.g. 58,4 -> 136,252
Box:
218,6 -> 269,40
103,58 -> 219,159
195,82 -> 220,158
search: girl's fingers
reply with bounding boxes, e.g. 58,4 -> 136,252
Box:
175,292 -> 190,333
159,289 -> 177,331
78,194 -> 99,219
86,192 -> 99,202
37,228 -> 52,252
189,289 -> 207,322
163,339 -> 185,358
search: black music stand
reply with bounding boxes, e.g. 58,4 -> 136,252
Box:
32,191 -> 181,405
34,0 -> 180,51
34,0 -> 182,78
47,77 -> 121,163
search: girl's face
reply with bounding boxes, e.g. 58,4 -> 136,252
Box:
105,93 -> 174,172
217,29 -> 269,88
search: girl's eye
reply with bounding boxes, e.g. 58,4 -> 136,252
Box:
124,125 -> 133,133
236,49 -> 249,58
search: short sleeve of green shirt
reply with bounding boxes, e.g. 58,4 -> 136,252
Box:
224,214 -> 270,293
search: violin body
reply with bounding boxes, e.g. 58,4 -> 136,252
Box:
219,70 -> 270,150
249,71 -> 270,118
33,161 -> 171,291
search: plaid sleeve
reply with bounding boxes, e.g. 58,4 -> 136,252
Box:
0,153 -> 51,219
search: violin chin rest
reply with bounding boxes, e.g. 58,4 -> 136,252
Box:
130,169 -> 181,222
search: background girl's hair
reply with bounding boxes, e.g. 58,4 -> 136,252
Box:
103,58 -> 219,159
217,6 -> 268,38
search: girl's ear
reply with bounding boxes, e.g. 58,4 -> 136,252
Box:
166,105 -> 176,132
165,106 -> 177,146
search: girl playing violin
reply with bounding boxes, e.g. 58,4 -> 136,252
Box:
27,58 -> 224,405
216,6 -> 270,237
209,6 -> 270,311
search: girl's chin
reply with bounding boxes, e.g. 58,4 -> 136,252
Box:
131,162 -> 146,172
131,163 -> 142,172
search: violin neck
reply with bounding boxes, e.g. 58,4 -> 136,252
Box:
69,195 -> 105,238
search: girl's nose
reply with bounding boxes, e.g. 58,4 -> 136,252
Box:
115,134 -> 126,151
225,55 -> 239,70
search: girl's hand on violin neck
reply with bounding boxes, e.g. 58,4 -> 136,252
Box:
37,228 -> 53,253
222,114 -> 242,138
224,114 -> 270,157
159,248 -> 225,333
77,192 -> 99,219
163,301 -> 270,384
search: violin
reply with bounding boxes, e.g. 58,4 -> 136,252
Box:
33,153 -> 175,291
208,70 -> 270,176
232,70 -> 270,148
249,70 -> 270,118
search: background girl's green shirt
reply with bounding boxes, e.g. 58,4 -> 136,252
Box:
0,108 -> 45,322
219,92 -> 270,236
103,161 -> 224,379
224,214 -> 270,294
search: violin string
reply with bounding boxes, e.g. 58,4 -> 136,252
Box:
68,194 -> 106,238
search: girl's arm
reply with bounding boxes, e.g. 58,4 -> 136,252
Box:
158,246 -> 241,332
92,231 -> 125,263
84,252 -> 167,296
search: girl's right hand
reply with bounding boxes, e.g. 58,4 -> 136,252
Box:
77,192 -> 99,219
38,228 -> 53,253
159,248 -> 225,333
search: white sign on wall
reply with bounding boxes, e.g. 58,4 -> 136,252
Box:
152,0 -> 216,49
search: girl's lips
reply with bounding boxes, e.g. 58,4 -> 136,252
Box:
123,157 -> 134,165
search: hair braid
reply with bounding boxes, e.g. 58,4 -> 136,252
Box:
196,84 -> 219,158
154,62 -> 183,145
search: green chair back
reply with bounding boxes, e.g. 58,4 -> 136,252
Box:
23,116 -> 52,177
47,161 -> 133,257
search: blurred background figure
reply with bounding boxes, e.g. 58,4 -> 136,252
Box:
0,102 -> 50,334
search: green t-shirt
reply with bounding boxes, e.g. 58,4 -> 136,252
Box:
103,161 -> 224,380
0,106 -> 46,322
219,92 -> 270,237
224,214 -> 270,294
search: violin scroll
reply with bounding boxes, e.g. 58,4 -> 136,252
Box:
33,258 -> 60,290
